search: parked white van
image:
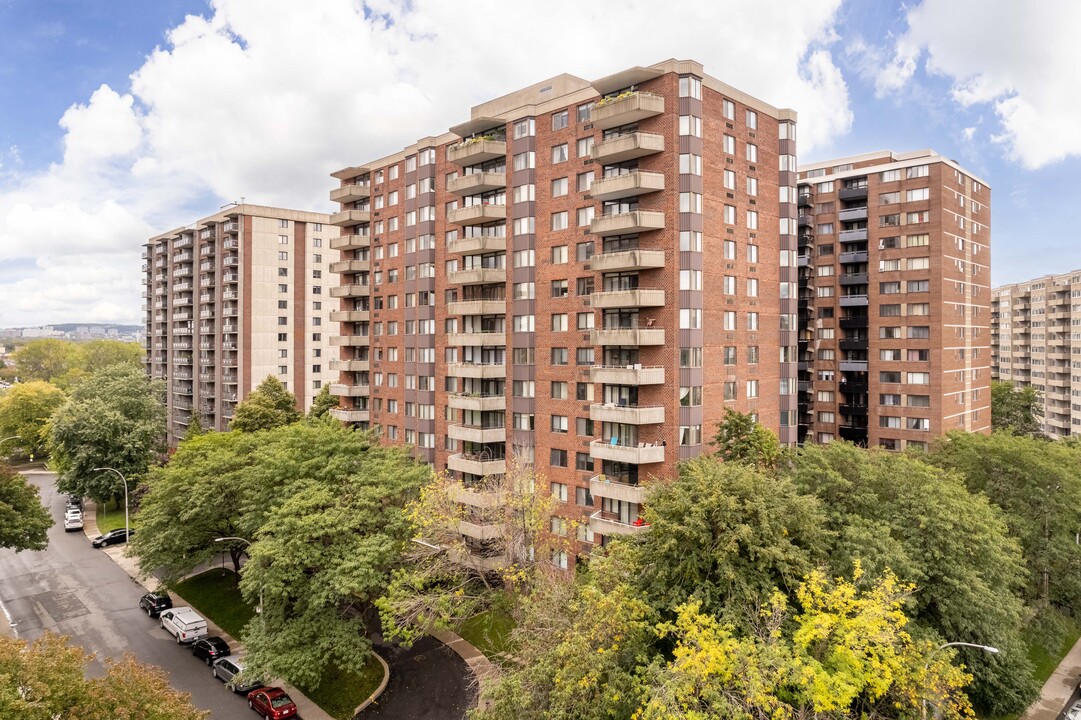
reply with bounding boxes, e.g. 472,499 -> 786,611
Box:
159,607 -> 208,644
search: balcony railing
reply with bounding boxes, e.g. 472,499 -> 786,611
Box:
590,365 -> 665,386
588,510 -> 649,536
591,91 -> 664,130
590,131 -> 664,164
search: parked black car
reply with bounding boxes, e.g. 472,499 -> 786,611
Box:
66,495 -> 83,510
91,528 -> 135,548
191,636 -> 231,665
138,591 -> 173,618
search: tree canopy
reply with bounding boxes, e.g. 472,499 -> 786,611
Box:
230,375 -> 301,432
307,385 -> 338,420
47,364 -> 166,503
0,632 -> 207,720
10,338 -> 142,390
0,463 -> 52,551
0,380 -> 66,457
991,380 -> 1043,436
710,408 -> 783,469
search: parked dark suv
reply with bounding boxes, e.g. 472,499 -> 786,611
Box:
192,636 -> 231,665
138,591 -> 173,618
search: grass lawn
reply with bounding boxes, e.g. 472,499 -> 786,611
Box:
1027,615 -> 1081,686
171,569 -> 383,720
95,498 -> 129,534
458,605 -> 516,659
171,569 -> 255,640
299,655 -> 385,720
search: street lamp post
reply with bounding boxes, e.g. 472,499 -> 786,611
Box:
923,642 -> 1000,720
213,536 -> 263,628
92,467 -> 130,540
0,436 -> 22,457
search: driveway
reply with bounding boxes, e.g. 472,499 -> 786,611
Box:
357,635 -> 476,720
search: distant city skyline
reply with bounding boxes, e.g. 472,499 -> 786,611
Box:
1,0 -> 1080,326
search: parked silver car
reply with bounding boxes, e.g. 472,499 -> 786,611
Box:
212,656 -> 263,693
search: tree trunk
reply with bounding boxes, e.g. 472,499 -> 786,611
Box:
230,548 -> 244,580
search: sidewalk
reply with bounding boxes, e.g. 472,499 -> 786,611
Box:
83,501 -> 339,720
1021,635 -> 1081,720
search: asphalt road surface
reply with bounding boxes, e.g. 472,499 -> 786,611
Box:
0,473 -> 251,719
358,636 -> 475,720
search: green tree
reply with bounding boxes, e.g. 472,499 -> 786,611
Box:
991,380 -> 1043,436
791,442 -> 1036,715
0,463 -> 52,551
0,380 -> 66,457
925,431 -> 1081,615
181,413 -> 205,442
80,339 -> 143,373
238,425 -> 430,689
10,339 -> 81,383
47,364 -> 166,504
230,375 -> 300,432
710,408 -> 782,469
307,385 -> 338,420
632,456 -> 829,624
132,431 -> 264,583
0,632 -> 207,720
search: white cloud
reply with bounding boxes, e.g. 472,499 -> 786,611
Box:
0,0 -> 853,327
874,0 -> 1081,169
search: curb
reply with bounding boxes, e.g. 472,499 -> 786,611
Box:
432,629 -> 499,708
353,651 -> 391,715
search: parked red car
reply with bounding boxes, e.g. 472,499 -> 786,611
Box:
247,687 -> 297,719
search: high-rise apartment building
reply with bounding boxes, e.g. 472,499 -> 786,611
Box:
328,59 -> 799,557
795,150 -> 992,449
992,271 -> 1081,437
143,204 -> 339,444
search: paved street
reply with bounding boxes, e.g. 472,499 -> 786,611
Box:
359,636 -> 475,719
0,473 -> 251,719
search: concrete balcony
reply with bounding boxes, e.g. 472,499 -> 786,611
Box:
329,408 -> 370,423
589,475 -> 646,504
447,362 -> 506,379
590,365 -> 665,386
838,295 -> 869,307
447,171 -> 507,196
589,439 -> 665,465
447,138 -> 507,166
591,92 -> 664,130
447,235 -> 507,255
838,207 -> 868,223
447,267 -> 506,286
447,298 -> 506,316
589,510 -> 649,536
329,284 -> 371,298
328,359 -> 370,372
331,234 -> 371,251
458,520 -> 504,541
449,550 -> 506,572
591,328 -> 665,346
590,403 -> 665,425
590,131 -> 664,164
446,331 -> 506,347
328,383 -> 369,397
590,288 -> 665,309
330,259 -> 371,274
448,453 -> 506,477
448,423 -> 506,444
589,171 -> 665,202
329,184 -> 371,204
329,310 -> 371,323
590,248 -> 665,273
329,209 -> 371,226
839,228 -> 868,243
447,393 -> 506,412
448,204 -> 507,226
591,210 -> 665,237
330,335 -> 369,347
447,485 -> 504,509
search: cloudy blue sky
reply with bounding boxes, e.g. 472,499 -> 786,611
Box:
0,0 -> 1077,327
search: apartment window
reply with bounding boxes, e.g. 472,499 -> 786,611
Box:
576,241 -> 594,260
908,326 -> 930,339
818,412 -> 835,423
680,192 -> 703,213
278,251 -> 288,260
513,151 -> 535,171
747,346 -> 759,364
679,115 -> 702,137
746,143 -> 757,162
880,349 -> 901,361
550,415 -> 568,434
746,177 -> 758,196
907,303 -> 930,316
278,283 -> 288,293
513,217 -> 535,235
551,381 -> 568,399
576,137 -> 594,157
880,282 -> 901,294
880,259 -> 901,272
907,395 -> 931,407
551,212 -> 568,231
881,169 -> 901,182
817,265 -> 835,277
724,382 -> 736,401
746,210 -> 758,229
514,249 -> 536,267
724,170 -> 736,190
907,372 -> 931,385
577,312 -> 594,330
907,188 -> 930,202
513,314 -> 534,332
723,134 -> 736,154
678,75 -> 702,99
880,371 -> 901,383
907,211 -> 930,224
680,425 -> 703,445
551,280 -> 569,298
907,349 -> 930,361
723,347 -> 737,365
746,380 -> 759,398
817,223 -> 834,234
681,308 -> 703,329
550,482 -> 568,501
576,347 -> 594,365
680,386 -> 703,406
552,110 -> 569,130
680,153 -> 702,175
880,416 -> 902,429
879,191 -> 900,205
514,184 -> 536,203
551,313 -> 568,332
906,165 -> 929,179
577,171 -> 594,192
513,118 -> 535,139
723,311 -> 736,330
576,277 -> 594,295
577,103 -> 593,122
551,144 -> 568,164
722,98 -> 735,119
552,177 -> 568,197
551,245 -> 568,264
746,109 -> 757,129
723,240 -> 735,258
908,417 -> 930,431
906,233 -> 930,247
552,348 -> 568,365
880,304 -> 902,317
908,257 -> 930,270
